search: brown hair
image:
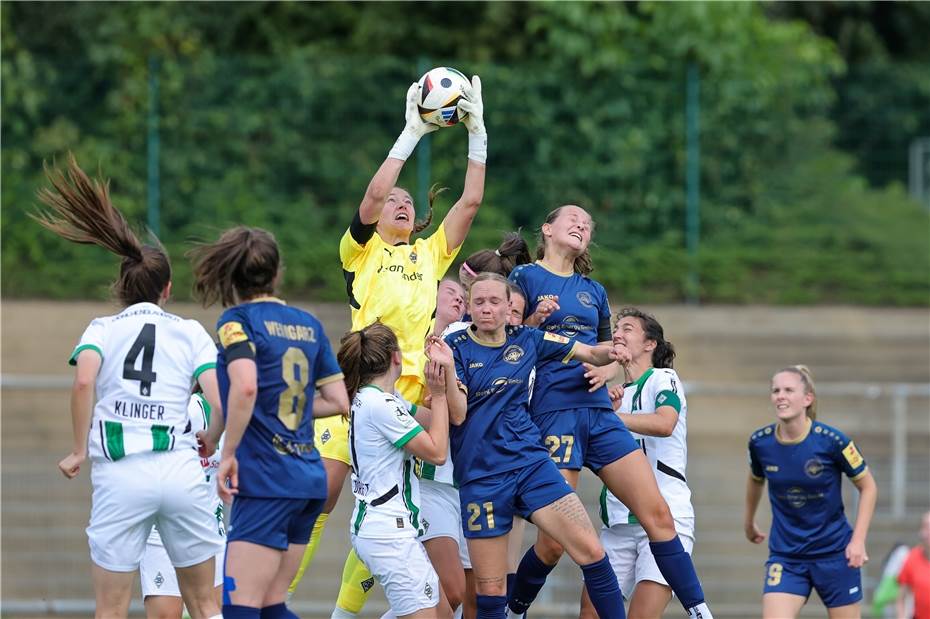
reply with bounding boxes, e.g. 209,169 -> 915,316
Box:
188,227 -> 280,307
462,231 -> 531,278
337,322 -> 400,400
32,154 -> 171,306
468,272 -> 511,299
617,307 -> 676,369
536,205 -> 595,276
394,184 -> 446,235
775,365 -> 818,420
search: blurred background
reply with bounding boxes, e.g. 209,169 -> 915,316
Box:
2,2 -> 929,617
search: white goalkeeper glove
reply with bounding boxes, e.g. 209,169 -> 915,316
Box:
458,75 -> 486,164
388,82 -> 438,161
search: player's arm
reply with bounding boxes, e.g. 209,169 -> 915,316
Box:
313,379 -> 350,418
744,473 -> 767,544
568,341 -> 617,367
196,369 -> 225,455
442,76 -> 486,252
217,357 -> 257,502
59,350 -> 101,479
403,360 -> 449,465
618,406 -> 679,438
426,336 -> 467,426
846,469 -> 877,568
359,83 -> 438,225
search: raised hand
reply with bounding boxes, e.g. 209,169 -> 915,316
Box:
608,384 -> 624,411
527,296 -> 559,326
610,342 -> 632,365
458,75 -> 485,136
425,335 -> 454,367
404,82 -> 439,139
425,360 -> 447,396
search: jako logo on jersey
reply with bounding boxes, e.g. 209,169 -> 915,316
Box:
576,291 -> 593,307
849,586 -> 859,594
804,458 -> 824,478
502,345 -> 525,364
468,361 -> 484,369
766,465 -> 779,472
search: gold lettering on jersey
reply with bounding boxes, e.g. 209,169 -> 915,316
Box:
218,321 -> 248,348
842,441 -> 863,469
766,465 -> 779,472
263,321 -> 317,343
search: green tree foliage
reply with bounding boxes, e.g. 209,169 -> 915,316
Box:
2,2 -> 927,305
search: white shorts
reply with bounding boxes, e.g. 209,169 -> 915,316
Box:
87,449 -> 224,572
352,534 -> 440,616
419,479 -> 471,569
140,543 -> 225,598
600,519 -> 695,598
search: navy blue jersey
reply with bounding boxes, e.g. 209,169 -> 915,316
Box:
216,298 -> 343,499
748,420 -> 868,559
508,263 -> 612,414
446,325 -> 578,486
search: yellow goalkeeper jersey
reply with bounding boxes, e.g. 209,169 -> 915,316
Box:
340,222 -> 460,389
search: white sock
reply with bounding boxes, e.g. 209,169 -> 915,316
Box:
688,602 -> 714,619
453,605 -> 463,619
331,609 -> 359,619
379,611 -> 397,619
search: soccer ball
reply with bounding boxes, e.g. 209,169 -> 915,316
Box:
417,67 -> 470,127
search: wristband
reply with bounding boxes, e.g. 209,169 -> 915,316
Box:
388,130 -> 420,162
468,131 -> 488,164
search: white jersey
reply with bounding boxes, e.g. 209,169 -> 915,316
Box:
601,367 -> 694,526
69,302 -> 217,462
349,386 -> 426,539
147,393 -> 225,546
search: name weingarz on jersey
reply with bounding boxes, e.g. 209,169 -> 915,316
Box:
114,400 -> 166,420
263,320 -> 317,342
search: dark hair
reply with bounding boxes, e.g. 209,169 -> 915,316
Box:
462,231 -> 531,278
32,154 -> 171,306
536,205 -> 595,276
394,184 -> 446,235
507,282 -> 525,300
338,322 -> 400,400
188,227 -> 280,307
774,365 -> 818,420
617,307 -> 675,369
468,272 -> 511,299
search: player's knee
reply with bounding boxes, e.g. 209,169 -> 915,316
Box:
444,581 -> 466,611
571,534 -> 606,567
535,535 -> 565,564
641,501 -> 675,537
474,576 -> 506,597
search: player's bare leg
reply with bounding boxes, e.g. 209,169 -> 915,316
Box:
826,602 -> 861,619
91,564 -> 135,619
176,556 -> 221,618
762,592 -> 806,619
532,468 -> 581,565
423,536 -> 466,613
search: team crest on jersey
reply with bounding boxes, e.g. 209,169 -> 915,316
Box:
804,458 -> 824,478
218,321 -> 248,348
576,291 -> 594,307
502,345 -> 525,364
361,577 -> 375,592
320,429 -> 332,444
409,250 -> 417,263
425,582 -> 434,599
154,572 -> 165,588
842,442 -> 863,468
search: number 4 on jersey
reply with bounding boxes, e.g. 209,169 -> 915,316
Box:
123,323 -> 157,396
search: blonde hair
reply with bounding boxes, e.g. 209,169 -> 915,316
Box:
775,365 -> 818,420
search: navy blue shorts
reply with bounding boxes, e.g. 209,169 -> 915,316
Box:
532,407 -> 640,472
763,553 -> 862,608
458,458 -> 573,539
227,496 -> 325,551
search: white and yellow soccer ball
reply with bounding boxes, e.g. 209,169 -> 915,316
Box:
417,66 -> 471,127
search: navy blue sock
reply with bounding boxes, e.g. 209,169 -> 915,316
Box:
581,555 -> 625,619
508,546 -> 556,615
476,594 -> 507,619
223,604 -> 261,619
260,602 -> 299,619
649,536 -> 705,609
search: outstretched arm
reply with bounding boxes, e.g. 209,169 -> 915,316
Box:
358,83 -> 438,225
442,76 -> 487,252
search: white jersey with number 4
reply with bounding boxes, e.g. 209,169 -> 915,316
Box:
601,367 -> 694,526
69,302 -> 217,463
349,386 -> 426,539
